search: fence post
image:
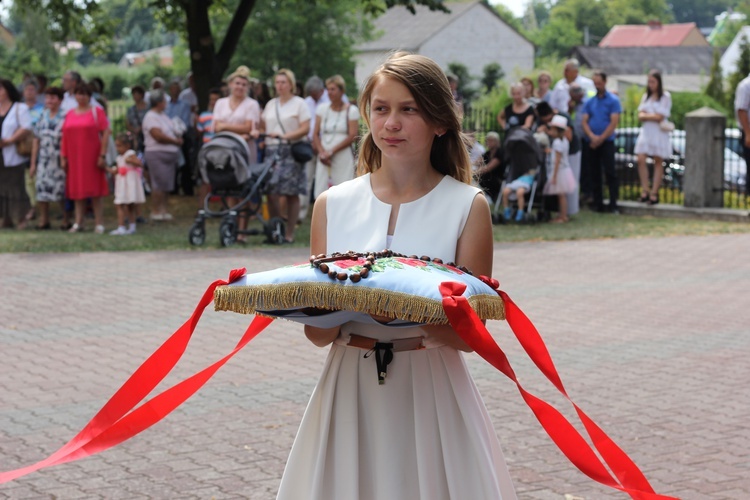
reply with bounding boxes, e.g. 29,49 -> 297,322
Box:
684,107 -> 725,208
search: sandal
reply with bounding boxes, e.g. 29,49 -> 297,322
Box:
648,194 -> 659,205
68,223 -> 83,233
639,192 -> 649,203
60,223 -> 73,231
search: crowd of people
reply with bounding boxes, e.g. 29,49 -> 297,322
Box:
0,58 -> 676,234
473,58 -> 673,222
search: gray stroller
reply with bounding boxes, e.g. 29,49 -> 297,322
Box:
188,132 -> 285,246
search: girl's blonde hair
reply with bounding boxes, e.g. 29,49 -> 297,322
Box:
356,52 -> 472,184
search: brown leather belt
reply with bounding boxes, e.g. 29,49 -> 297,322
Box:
346,334 -> 425,385
347,334 -> 425,352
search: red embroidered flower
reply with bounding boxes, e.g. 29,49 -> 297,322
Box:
395,258 -> 428,268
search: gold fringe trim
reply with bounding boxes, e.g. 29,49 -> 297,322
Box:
214,283 -> 505,324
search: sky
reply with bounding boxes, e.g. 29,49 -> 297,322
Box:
489,0 -> 527,18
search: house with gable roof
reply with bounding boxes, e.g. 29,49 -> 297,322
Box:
354,0 -> 534,88
599,21 -> 709,48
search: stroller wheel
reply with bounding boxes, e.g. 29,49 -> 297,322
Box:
265,216 -> 286,245
219,216 -> 238,247
188,221 -> 206,246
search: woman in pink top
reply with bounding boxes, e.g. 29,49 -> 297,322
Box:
60,82 -> 110,233
212,65 -> 261,242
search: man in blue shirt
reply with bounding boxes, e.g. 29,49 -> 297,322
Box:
582,71 -> 621,213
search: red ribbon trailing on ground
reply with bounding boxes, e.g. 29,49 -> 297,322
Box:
0,268 -> 271,484
2,271 -> 676,499
440,280 -> 677,500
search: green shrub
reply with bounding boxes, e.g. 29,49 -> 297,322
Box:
670,92 -> 729,129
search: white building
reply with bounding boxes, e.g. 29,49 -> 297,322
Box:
720,25 -> 750,78
354,0 -> 534,88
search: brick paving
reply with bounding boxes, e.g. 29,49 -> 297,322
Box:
1,234 -> 749,499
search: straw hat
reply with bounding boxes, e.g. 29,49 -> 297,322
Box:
227,65 -> 252,83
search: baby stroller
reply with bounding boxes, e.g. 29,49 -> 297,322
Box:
188,132 -> 285,247
493,127 -> 545,223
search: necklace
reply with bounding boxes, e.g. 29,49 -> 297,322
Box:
322,104 -> 348,144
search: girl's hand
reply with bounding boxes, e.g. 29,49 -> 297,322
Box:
97,156 -> 106,169
60,157 -> 68,171
29,165 -> 36,178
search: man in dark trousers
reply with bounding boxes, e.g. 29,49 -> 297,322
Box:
582,71 -> 621,213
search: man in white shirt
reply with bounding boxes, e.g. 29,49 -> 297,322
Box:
734,73 -> 750,193
300,76 -> 329,220
548,59 -> 594,115
178,72 -> 198,115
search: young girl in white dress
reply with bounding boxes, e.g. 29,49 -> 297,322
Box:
543,115 -> 577,223
109,133 -> 145,235
276,53 -> 517,500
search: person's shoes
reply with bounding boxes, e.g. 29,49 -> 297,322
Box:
68,223 -> 83,233
503,207 -> 513,221
609,206 -> 620,215
162,213 -> 174,221
35,223 -> 51,230
515,211 -> 525,222
94,225 -> 105,234
136,216 -> 147,224
639,192 -> 650,203
648,195 -> 659,205
110,226 -> 130,235
282,238 -> 295,244
150,213 -> 166,221
60,222 -> 73,231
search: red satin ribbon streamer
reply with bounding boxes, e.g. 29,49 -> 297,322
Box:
439,281 -> 677,500
0,268 -> 273,483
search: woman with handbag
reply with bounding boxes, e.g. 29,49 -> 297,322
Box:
259,68 -> 311,244
634,69 -> 672,205
60,82 -> 111,233
0,79 -> 33,229
312,75 -> 359,199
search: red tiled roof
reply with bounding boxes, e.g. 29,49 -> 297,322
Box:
599,22 -> 700,47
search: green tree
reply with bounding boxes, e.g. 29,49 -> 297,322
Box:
481,62 -> 504,92
448,62 -> 479,107
532,17 -> 582,58
669,0 -> 730,27
492,3 -> 524,33
229,0 -> 370,92
705,48 -> 725,104
0,4 -> 60,81
11,0 -> 452,110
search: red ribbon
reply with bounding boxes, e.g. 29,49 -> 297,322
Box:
0,268 -> 273,483
439,281 -> 677,500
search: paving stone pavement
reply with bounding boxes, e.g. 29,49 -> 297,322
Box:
1,234 -> 749,500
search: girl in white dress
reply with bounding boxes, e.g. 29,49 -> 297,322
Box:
108,133 -> 145,235
276,52 -> 517,500
634,69 -> 672,205
312,75 -> 359,199
543,115 -> 578,223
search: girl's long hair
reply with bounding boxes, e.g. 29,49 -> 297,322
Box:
646,69 -> 664,100
356,52 -> 472,184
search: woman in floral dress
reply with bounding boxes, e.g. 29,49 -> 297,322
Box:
30,87 -> 69,230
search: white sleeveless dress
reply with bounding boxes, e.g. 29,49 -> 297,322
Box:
276,173 -> 517,500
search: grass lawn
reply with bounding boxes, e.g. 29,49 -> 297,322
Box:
2,194 -> 749,254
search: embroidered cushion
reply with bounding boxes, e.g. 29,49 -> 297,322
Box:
214,253 -> 504,327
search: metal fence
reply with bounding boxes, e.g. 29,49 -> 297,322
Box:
462,107 -> 748,209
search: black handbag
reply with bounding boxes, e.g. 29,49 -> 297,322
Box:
275,99 -> 313,163
290,141 -> 314,163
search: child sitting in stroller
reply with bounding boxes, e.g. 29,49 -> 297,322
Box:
501,169 -> 536,222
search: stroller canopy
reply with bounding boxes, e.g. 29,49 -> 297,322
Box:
503,127 -> 545,181
198,132 -> 252,188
